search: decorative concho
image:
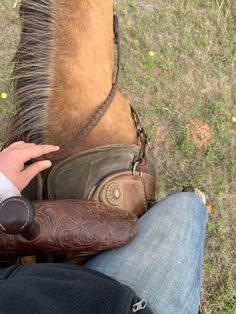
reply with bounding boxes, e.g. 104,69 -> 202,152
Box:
106,183 -> 123,206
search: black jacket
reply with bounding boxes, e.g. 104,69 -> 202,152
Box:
0,263 -> 152,314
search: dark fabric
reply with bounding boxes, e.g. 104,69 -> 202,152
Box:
0,263 -> 152,314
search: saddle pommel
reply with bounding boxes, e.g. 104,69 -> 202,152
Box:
0,196 -> 39,240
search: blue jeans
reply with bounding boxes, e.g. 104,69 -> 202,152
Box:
85,192 -> 208,314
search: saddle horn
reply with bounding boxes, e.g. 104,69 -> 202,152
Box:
0,197 -> 39,240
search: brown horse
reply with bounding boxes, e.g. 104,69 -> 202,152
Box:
4,0 -> 157,211
5,0 -> 139,154
1,0 -> 157,264
3,0 -> 157,208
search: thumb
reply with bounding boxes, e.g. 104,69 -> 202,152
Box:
22,160 -> 52,185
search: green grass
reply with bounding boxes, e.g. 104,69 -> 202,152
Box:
0,1 -> 19,139
1,0 -> 236,312
119,1 -> 236,312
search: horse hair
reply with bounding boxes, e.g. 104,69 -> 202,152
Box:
5,0 -> 54,146
4,0 -> 139,153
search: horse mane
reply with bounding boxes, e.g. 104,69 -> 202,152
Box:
4,0 -> 139,153
5,0 -> 54,146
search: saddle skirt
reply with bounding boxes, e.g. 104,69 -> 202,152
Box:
23,144 -> 157,217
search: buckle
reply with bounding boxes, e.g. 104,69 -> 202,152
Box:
132,161 -> 143,177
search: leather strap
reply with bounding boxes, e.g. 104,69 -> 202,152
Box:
131,106 -> 149,169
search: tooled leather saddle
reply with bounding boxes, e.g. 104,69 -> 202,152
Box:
0,143 -> 156,264
0,15 -> 157,264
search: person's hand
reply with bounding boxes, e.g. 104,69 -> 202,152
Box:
0,141 -> 60,192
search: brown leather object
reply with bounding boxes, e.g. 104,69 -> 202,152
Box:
0,199 -> 138,258
22,145 -> 157,219
89,171 -> 156,217
45,144 -> 157,202
0,197 -> 40,241
0,197 -> 35,235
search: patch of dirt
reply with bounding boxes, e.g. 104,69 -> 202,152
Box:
201,76 -> 229,94
135,2 -> 157,14
188,119 -> 213,149
182,71 -> 197,88
218,193 -> 236,211
154,119 -> 171,149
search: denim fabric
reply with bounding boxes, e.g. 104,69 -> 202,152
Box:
85,192 -> 208,314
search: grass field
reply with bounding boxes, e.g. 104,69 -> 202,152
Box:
0,1 -> 235,312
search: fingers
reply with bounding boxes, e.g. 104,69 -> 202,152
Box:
4,141 -> 25,151
8,141 -> 25,148
0,142 -> 60,192
20,144 -> 60,163
2,142 -> 60,171
22,160 -> 53,186
5,142 -> 60,160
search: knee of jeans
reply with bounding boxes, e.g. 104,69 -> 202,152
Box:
168,192 -> 208,222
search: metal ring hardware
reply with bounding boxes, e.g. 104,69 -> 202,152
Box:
132,161 -> 143,177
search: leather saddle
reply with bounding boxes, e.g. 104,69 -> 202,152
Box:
0,144 -> 156,264
0,13 -> 157,264
24,144 -> 157,216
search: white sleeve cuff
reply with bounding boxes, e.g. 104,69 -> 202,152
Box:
0,172 -> 21,203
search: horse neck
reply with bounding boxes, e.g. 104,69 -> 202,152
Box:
45,0 -> 138,151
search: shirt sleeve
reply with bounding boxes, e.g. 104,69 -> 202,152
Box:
0,171 -> 21,203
